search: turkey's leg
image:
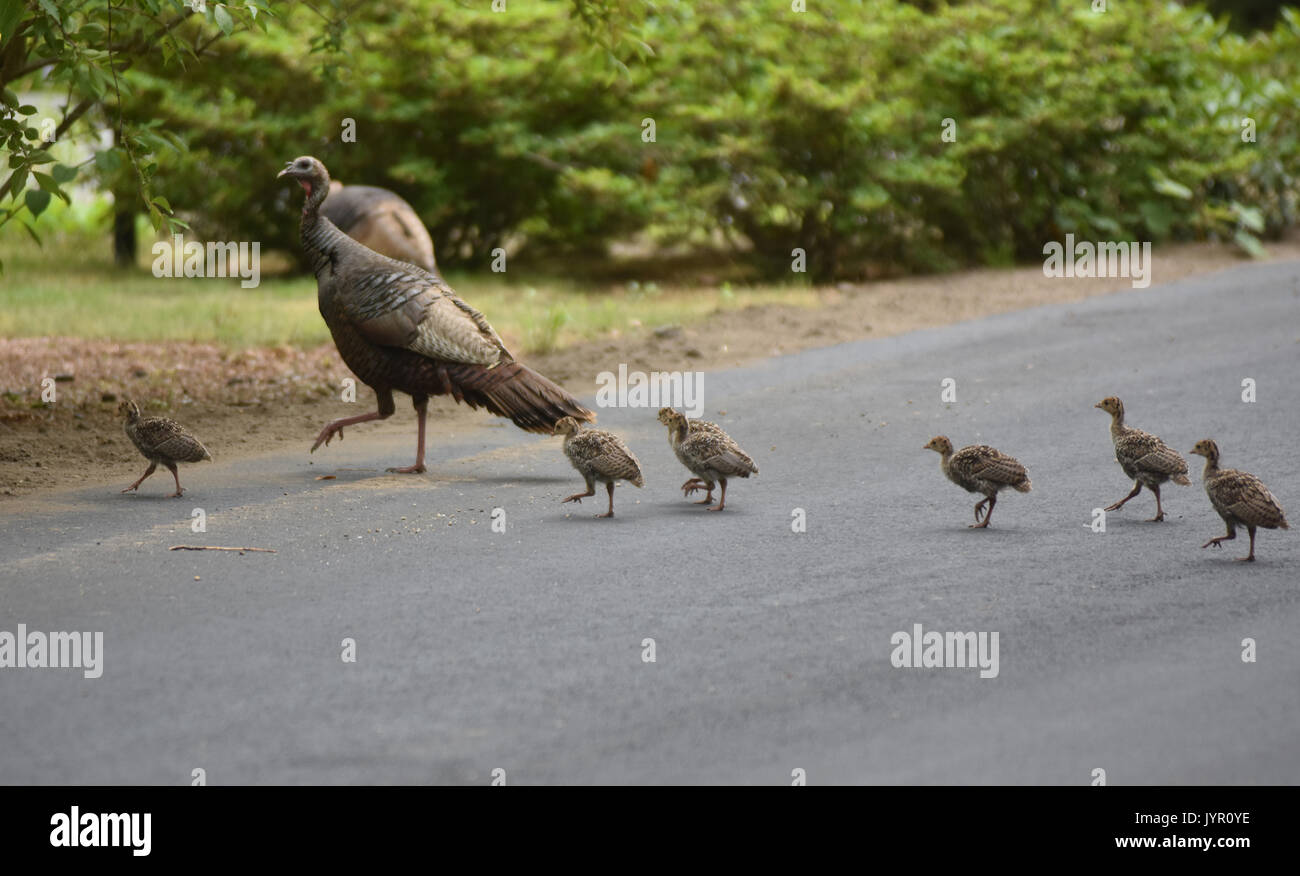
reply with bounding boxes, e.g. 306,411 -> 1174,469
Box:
1241,525 -> 1257,562
165,462 -> 185,498
388,395 -> 428,474
597,481 -> 616,518
1105,483 -> 1142,513
1148,485 -> 1165,522
973,498 -> 989,523
970,494 -> 996,528
1201,521 -> 1236,551
684,479 -> 715,504
122,462 -> 157,493
312,388 -> 396,452
564,476 -> 596,506
708,478 -> 728,512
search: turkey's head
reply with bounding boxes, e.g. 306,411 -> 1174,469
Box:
554,417 -> 581,437
278,156 -> 331,203
657,407 -> 687,435
924,435 -> 953,456
118,399 -> 141,422
1093,396 -> 1124,418
1189,439 -> 1220,463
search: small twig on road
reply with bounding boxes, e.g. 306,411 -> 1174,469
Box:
168,545 -> 277,553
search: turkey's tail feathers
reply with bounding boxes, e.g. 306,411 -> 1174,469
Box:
444,361 -> 594,434
1013,478 -> 1033,493
1172,473 -> 1191,486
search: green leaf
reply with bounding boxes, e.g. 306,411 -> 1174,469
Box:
1232,203 -> 1265,233
36,0 -> 60,27
214,4 -> 234,35
18,105 -> 37,116
24,188 -> 51,217
1151,175 -> 1192,200
94,149 -> 123,173
1233,229 -> 1267,259
51,163 -> 78,184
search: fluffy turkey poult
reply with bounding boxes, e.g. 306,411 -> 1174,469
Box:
924,436 -> 1031,528
321,180 -> 437,273
1190,439 -> 1288,562
1094,396 -> 1190,522
119,400 -> 212,497
658,407 -> 757,511
280,156 -> 594,472
554,417 -> 644,518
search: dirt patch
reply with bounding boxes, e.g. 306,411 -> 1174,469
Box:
4,237 -> 1297,499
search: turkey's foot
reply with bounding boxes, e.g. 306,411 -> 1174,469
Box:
387,463 -> 427,474
311,410 -> 388,453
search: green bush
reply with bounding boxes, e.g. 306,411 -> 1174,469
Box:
12,0 -> 1300,280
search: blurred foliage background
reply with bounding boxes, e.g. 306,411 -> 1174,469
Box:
2,0 -> 1298,283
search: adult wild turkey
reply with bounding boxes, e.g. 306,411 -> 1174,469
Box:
321,180 -> 438,273
279,156 -> 594,472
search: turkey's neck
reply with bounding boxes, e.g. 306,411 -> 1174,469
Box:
299,186 -> 347,279
1201,453 -> 1220,479
1109,409 -> 1126,437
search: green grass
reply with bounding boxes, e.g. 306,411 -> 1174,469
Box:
1,228 -> 820,352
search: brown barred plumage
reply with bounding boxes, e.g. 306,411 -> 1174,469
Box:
1190,439 -> 1288,562
924,435 -> 1031,528
555,417 -> 644,518
1094,396 -> 1189,522
658,407 -> 757,512
119,400 -> 212,498
280,156 -> 593,474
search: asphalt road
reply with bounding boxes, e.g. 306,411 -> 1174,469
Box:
2,261 -> 1298,785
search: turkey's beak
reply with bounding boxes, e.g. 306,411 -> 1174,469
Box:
277,164 -> 293,178
1093,402 -> 1103,409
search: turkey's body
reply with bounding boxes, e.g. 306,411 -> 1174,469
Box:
1193,439 -> 1288,561
285,156 -> 593,471
926,437 -> 1030,528
660,409 -> 757,511
119,400 -> 211,497
556,419 -> 643,518
1098,397 -> 1189,522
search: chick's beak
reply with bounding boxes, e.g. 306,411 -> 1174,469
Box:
277,164 -> 292,178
